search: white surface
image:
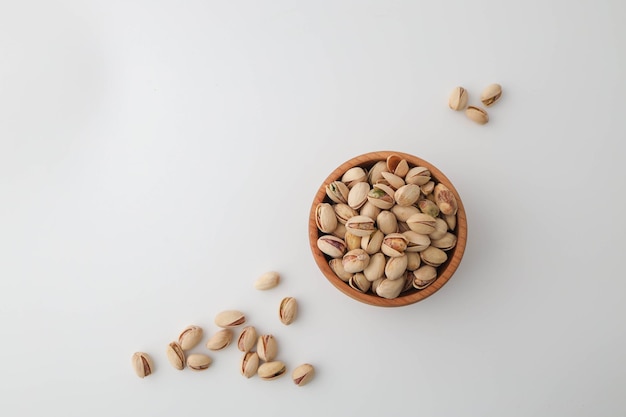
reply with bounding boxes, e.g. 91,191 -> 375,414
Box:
1,1 -> 625,416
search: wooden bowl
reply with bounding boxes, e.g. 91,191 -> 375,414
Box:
308,151 -> 467,307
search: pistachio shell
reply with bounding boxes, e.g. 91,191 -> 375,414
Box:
341,166 -> 368,188
449,86 -> 469,110
363,252 -> 386,282
348,181 -> 370,210
380,172 -> 405,190
131,352 -> 154,378
240,351 -> 259,378
258,361 -> 287,380
331,223 -> 347,239
342,249 -> 370,273
166,341 -> 185,370
367,160 -> 388,185
325,181 -> 349,204
390,205 -> 420,222
375,277 -> 405,299
317,235 -> 347,258
237,326 -> 257,352
315,203 -> 338,234
254,271 -> 280,290
421,181 -> 435,195
344,231 -> 362,251
412,265 -> 438,289
434,183 -> 458,216
367,183 -> 395,210
329,258 -> 353,282
417,198 -> 440,217
384,254 -> 408,280
428,218 -> 449,240
405,166 -> 431,186
406,213 -> 437,235
431,232 -> 457,251
359,201 -> 381,220
187,353 -> 212,371
402,231 -> 431,252
361,229 -> 384,254
394,184 -> 421,206
371,277 -> 385,294
480,83 -> 502,106
386,155 -> 409,177
206,329 -> 233,351
349,272 -> 371,293
381,233 -> 408,257
214,310 -> 246,328
334,203 -> 358,224
292,363 -> 315,386
257,335 -> 278,362
466,106 -> 489,124
444,213 -> 457,231
178,325 -> 203,351
345,215 -> 376,237
406,251 -> 421,271
279,297 -> 298,325
420,246 -> 448,267
377,210 -> 398,235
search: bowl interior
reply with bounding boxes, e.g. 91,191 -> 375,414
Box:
308,150 -> 467,307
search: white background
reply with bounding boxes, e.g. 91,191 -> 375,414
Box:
1,1 -> 625,416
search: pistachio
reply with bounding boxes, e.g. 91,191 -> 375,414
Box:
187,353 -> 212,371
279,297 -> 298,325
448,86 -> 469,110
390,205 -> 420,222
214,310 -> 246,328
405,166 -> 431,186
326,180 -> 349,204
166,341 -> 185,370
257,335 -> 278,362
406,251 -> 421,271
317,235 -> 347,258
361,229 -> 384,255
342,249 -> 370,273
380,172 -> 405,190
349,273 -> 371,293
421,181 -> 435,195
420,246 -> 448,267
131,352 -> 154,378
381,233 -> 408,257
371,277 -> 385,294
384,254 -> 408,280
258,361 -> 287,380
412,265 -> 438,289
433,183 -> 458,216
444,213 -> 457,231
348,181 -> 370,210
466,106 -> 489,125
481,83 -> 502,106
206,329 -> 233,351
431,232 -> 458,251
329,258 -> 353,282
359,201 -> 381,220
394,184 -> 421,207
367,183 -> 395,209
254,271 -> 280,290
178,325 -> 203,351
375,277 -> 405,299
402,230 -> 431,252
237,326 -> 258,352
428,218 -> 449,240
345,215 -> 376,237
402,271 -> 414,292
363,252 -> 386,282
397,221 -> 411,233
417,198 -> 440,217
367,160 -> 388,185
315,203 -> 338,234
377,210 -> 398,235
292,363 -> 315,386
334,203 -> 358,224
386,154 -> 409,177
341,166 -> 368,188
240,351 -> 260,378
331,223 -> 347,239
344,231 -> 362,251
406,213 -> 437,235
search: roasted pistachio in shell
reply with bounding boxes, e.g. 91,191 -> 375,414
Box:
342,249 -> 370,273
334,203 -> 358,224
345,215 -> 376,237
359,201 -> 381,220
381,233 -> 408,257
363,252 -> 386,282
417,198 -> 440,217
187,353 -> 212,371
480,83 -> 502,106
317,235 -> 346,258
405,166 -> 431,186
240,351 -> 259,378
384,254 -> 408,280
361,229 -> 384,255
257,335 -> 278,362
344,231 -> 362,251
402,231 -> 431,252
420,246 -> 448,267
178,325 -> 203,351
326,180 -> 349,204
367,160 -> 388,185
428,218 -> 449,241
292,363 -> 315,386
433,183 -> 458,216
394,184 -> 421,207
254,271 -> 280,290
166,341 -> 185,370
237,326 -> 257,352
258,361 -> 287,380
329,258 -> 353,282
390,205 -> 420,222
421,181 -> 435,195
380,171 -> 405,190
349,273 -> 371,293
348,181 -> 370,210
431,232 -> 457,251
206,329 -> 233,351
367,184 -> 395,209
279,297 -> 298,325
377,210 -> 398,235
132,352 -> 154,378
386,154 -> 409,177
412,265 -> 438,289
406,213 -> 437,235
315,202 -> 338,234
341,166 -> 368,188
376,277 -> 405,299
214,310 -> 246,328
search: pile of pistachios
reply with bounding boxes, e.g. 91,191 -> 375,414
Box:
448,83 -> 502,124
315,154 -> 458,299
131,271 -> 315,386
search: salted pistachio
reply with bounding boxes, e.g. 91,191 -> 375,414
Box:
237,326 -> 258,352
361,229 -> 384,255
405,166 -> 431,186
386,154 -> 409,177
279,297 -> 298,325
292,363 -> 315,386
420,246 -> 448,267
449,86 -> 468,110
258,361 -> 287,380
402,230 -> 431,252
348,181 -> 370,210
257,335 -> 278,362
363,252 -> 386,282
417,198 -> 440,217
342,249 -> 370,273
377,210 -> 398,235
367,183 -> 395,210
317,235 -> 346,258
326,180 -> 349,204
206,329 -> 233,351
431,232 -> 457,251
178,325 -> 203,351
384,254 -> 408,280
380,172 -> 405,190
381,233 -> 408,257
166,341 -> 185,370
331,223 -> 347,239
481,83 -> 502,106
344,231 -> 362,251
444,213 -> 457,231
406,213 -> 437,235
342,166 -> 368,188
345,215 -> 376,237
367,160 -> 388,185
315,203 -> 338,234
254,271 -> 280,290
349,273 -> 371,293
390,205 -> 420,222
215,310 -> 246,328
329,258 -> 353,282
187,353 -> 212,371
428,218 -> 449,240
394,184 -> 421,207
359,201 -> 381,220
376,277 -> 405,299
421,181 -> 435,195
433,183 -> 458,216
131,352 -> 154,378
371,277 -> 385,294
406,251 -> 421,271
334,203 -> 358,224
466,106 -> 489,125
240,351 -> 259,378
412,265 -> 438,289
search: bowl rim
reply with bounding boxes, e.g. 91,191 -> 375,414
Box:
308,150 -> 467,307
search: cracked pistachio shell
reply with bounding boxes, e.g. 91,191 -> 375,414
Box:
326,181 -> 349,204
331,222 -> 347,239
466,106 -> 489,125
406,251 -> 421,271
412,265 -> 438,289
402,230 -> 431,252
448,86 -> 469,110
367,160 -> 388,185
376,277 -> 405,299
359,201 -> 381,220
334,203 -> 358,224
187,353 -> 212,371
367,183 -> 395,210
381,233 -> 408,257
417,198 -> 440,217
240,351 -> 259,378
371,277 -> 385,294
361,229 -> 384,255
206,329 -> 233,351
279,297 -> 298,325
363,252 -> 386,282
421,181 -> 435,195
394,184 -> 421,206
166,341 -> 185,370
377,210 -> 398,235
292,363 -> 315,386
317,235 -> 346,258
329,258 -> 353,282
444,213 -> 457,231
380,171 -> 405,190
349,272 -> 371,293
420,246 -> 448,267
481,83 -> 502,106
215,310 -> 246,328
237,326 -> 258,352
345,215 -> 376,237
405,166 -> 431,186
348,181 -> 370,210
178,325 -> 203,351
428,218 -> 449,241
345,231 -> 362,251
431,232 -> 457,251
341,166 -> 368,188
406,213 -> 437,235
434,183 -> 458,216
342,249 -> 370,273
257,335 -> 278,362
258,361 -> 287,380
386,155 -> 409,177
131,352 -> 154,378
315,203 -> 338,234
390,205 -> 420,222
254,271 -> 280,290
384,254 -> 408,280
